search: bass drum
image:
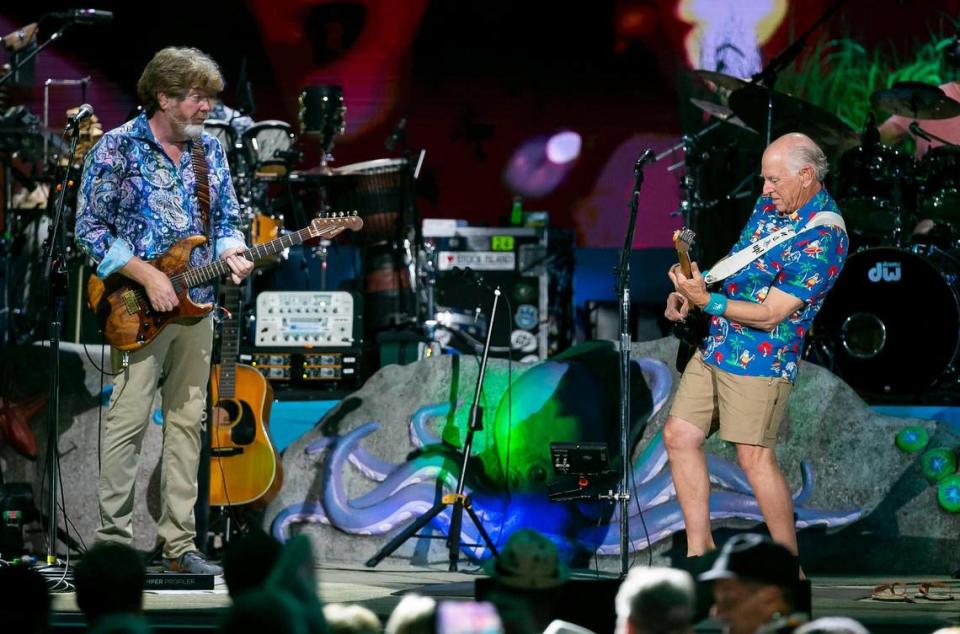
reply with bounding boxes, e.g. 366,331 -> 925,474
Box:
814,246 -> 960,395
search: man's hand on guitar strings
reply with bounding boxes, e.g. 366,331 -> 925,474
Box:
144,266 -> 179,313
665,292 -> 691,322
221,247 -> 255,285
668,261 -> 710,308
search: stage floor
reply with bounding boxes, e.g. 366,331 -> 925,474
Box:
48,565 -> 960,633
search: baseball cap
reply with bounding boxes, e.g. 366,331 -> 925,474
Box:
699,534 -> 799,587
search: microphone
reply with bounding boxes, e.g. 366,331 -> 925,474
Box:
65,104 -> 94,129
51,9 -> 114,24
384,117 -> 407,151
635,148 -> 656,168
909,121 -> 935,143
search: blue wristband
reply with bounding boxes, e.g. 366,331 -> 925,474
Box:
704,293 -> 727,316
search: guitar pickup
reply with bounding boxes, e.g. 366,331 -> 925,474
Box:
121,290 -> 141,314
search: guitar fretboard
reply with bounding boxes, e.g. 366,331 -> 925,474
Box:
217,283 -> 242,399
176,225 -> 318,290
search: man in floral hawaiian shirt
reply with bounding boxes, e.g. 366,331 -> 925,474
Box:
75,47 -> 253,575
662,133 -> 847,569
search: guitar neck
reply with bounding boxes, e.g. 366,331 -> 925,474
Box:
677,250 -> 693,278
182,225 -> 318,288
217,283 -> 242,400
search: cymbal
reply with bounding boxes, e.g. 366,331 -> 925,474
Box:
691,70 -> 748,93
870,81 -> 960,119
689,98 -> 757,133
728,85 -> 859,153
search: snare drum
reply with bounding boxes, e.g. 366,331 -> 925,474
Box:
241,120 -> 296,176
331,158 -> 409,244
814,245 -> 959,394
834,144 -> 915,241
917,145 -> 960,224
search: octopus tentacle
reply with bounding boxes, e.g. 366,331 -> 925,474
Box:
632,357 -> 672,421
304,431 -> 397,482
271,502 -> 331,542
410,402 -> 454,448
585,490 -> 863,554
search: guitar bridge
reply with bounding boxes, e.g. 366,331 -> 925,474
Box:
121,290 -> 141,315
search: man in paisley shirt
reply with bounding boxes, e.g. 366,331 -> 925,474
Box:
75,47 -> 253,575
662,133 -> 847,571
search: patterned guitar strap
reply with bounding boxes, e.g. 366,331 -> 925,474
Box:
190,141 -> 211,239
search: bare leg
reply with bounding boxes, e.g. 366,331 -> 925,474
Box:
735,443 -> 804,577
664,415 -> 715,556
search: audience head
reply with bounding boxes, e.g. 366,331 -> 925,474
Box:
615,566 -> 696,634
699,535 -> 800,634
323,603 -> 382,634
219,588 -> 307,634
223,529 -> 283,599
74,542 -> 146,626
385,593 -> 437,634
794,617 -> 870,634
0,564 -> 50,633
486,529 -> 569,592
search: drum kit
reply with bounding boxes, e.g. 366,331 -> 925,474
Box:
688,73 -> 960,397
206,85 -> 418,340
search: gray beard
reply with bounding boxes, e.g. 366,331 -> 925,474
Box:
183,123 -> 203,139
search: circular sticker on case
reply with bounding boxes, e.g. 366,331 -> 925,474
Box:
519,354 -> 540,364
514,304 -> 539,330
510,329 -> 538,352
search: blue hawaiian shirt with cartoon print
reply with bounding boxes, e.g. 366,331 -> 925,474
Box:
75,113 -> 245,305
699,189 -> 847,382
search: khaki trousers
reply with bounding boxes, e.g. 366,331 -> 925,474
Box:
95,316 -> 213,559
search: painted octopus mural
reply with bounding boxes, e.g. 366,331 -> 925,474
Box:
270,344 -> 863,562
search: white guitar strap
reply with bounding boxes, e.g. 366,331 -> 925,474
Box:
703,211 -> 846,285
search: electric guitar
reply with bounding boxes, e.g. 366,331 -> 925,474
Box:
672,228 -> 710,372
87,213 -> 363,351
209,281 -> 281,506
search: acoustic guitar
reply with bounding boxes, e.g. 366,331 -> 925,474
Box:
87,214 -> 362,351
209,281 -> 280,506
672,227 -> 710,373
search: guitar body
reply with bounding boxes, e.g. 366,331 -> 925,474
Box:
87,235 -> 213,351
673,310 -> 710,373
87,214 -> 363,352
209,363 -> 281,506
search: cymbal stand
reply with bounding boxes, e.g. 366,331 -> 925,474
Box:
749,0 -> 848,145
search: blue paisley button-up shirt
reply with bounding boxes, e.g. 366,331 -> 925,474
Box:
75,113 -> 245,305
700,189 -> 847,382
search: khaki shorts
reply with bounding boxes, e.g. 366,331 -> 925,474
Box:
669,351 -> 792,447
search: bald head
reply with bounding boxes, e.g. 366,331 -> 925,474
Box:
764,133 -> 829,183
760,133 -> 827,213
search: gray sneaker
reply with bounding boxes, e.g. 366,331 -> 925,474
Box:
163,551 -> 223,575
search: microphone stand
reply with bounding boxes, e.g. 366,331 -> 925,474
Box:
0,22 -> 75,87
613,152 -> 652,576
39,118 -> 83,578
366,283 -> 501,570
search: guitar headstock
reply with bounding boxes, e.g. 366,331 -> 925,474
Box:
308,211 -> 365,238
673,227 -> 696,255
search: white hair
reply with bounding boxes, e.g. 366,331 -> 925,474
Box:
782,134 -> 829,182
324,603 -> 382,634
385,594 -> 437,634
615,567 -> 696,634
794,617 -> 870,634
